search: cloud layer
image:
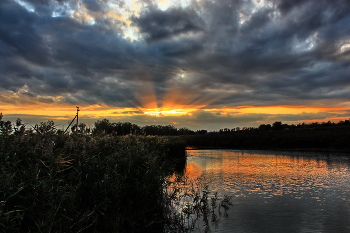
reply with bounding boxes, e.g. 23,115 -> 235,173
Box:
1,0 -> 350,129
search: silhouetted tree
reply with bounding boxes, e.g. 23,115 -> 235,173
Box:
0,113 -> 12,135
259,124 -> 272,131
93,119 -> 113,135
178,127 -> 195,135
13,118 -> 26,135
196,129 -> 207,135
272,121 -> 283,130
34,120 -> 56,135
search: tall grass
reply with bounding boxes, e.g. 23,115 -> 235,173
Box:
1,132 -> 172,232
163,175 -> 233,233
1,130 -> 231,232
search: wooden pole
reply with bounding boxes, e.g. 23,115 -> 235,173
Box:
64,115 -> 76,133
64,106 -> 80,133
76,106 -> 79,132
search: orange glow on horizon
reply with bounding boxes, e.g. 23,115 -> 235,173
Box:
1,103 -> 349,121
2,72 -> 349,124
1,85 -> 349,127
208,105 -> 349,115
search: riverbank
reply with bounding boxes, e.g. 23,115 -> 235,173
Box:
182,127 -> 350,154
186,146 -> 350,154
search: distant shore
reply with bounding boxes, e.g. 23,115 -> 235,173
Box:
182,126 -> 350,154
186,146 -> 350,154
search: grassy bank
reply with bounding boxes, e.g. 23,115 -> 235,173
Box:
0,132 -> 188,232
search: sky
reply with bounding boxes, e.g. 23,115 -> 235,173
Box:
1,0 -> 350,131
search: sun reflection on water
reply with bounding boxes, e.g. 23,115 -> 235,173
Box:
185,150 -> 350,199
183,149 -> 350,232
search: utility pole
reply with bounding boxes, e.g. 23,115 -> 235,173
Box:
64,106 -> 80,133
76,106 -> 79,132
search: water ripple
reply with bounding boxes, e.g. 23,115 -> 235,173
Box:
185,149 -> 350,233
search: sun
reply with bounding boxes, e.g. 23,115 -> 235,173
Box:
142,108 -> 195,117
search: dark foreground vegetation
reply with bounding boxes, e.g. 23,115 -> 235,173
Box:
0,115 -> 232,233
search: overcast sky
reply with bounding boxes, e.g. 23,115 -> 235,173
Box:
1,0 -> 350,130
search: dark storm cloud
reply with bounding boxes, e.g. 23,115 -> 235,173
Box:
0,4 -> 48,65
132,6 -> 204,42
1,0 -> 350,111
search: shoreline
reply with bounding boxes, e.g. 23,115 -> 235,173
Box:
186,146 -> 350,154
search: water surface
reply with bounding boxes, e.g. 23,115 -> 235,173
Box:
185,149 -> 350,233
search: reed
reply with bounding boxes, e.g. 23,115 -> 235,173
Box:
163,175 -> 233,232
1,129 -> 231,232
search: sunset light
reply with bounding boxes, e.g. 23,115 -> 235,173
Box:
142,108 -> 193,117
2,1 -> 350,232
1,0 -> 350,130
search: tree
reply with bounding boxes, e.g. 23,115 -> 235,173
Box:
259,124 -> 271,131
0,113 -> 13,135
33,120 -> 56,135
272,121 -> 283,130
196,129 -> 207,135
93,119 -> 113,135
14,118 -> 26,135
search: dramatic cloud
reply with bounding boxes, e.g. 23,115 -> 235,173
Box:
1,0 -> 350,130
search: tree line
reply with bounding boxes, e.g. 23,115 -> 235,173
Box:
184,120 -> 350,152
93,119 -> 209,136
218,120 -> 350,134
0,114 -> 207,136
1,112 -> 349,137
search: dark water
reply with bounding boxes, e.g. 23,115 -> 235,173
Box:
185,149 -> 350,233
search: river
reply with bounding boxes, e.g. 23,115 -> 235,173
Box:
183,149 -> 350,233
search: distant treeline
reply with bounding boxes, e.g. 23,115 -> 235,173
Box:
2,111 -> 349,137
1,113 -> 350,151
0,114 -> 207,136
184,121 -> 350,152
94,119 -> 350,136
92,119 -> 350,152
0,111 -> 349,136
90,119 -> 350,137
92,119 -> 208,136
218,120 -> 350,133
